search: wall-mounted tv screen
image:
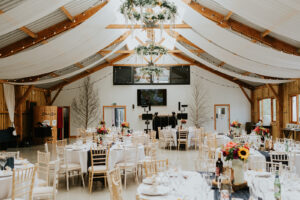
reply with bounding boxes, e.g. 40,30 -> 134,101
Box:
137,89 -> 167,106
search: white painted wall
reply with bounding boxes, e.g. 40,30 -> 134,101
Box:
52,66 -> 251,136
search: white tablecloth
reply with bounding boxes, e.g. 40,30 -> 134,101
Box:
65,144 -> 145,172
136,171 -> 214,200
0,163 -> 35,199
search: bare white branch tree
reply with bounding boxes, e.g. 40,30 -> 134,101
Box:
71,77 -> 100,129
189,79 -> 210,128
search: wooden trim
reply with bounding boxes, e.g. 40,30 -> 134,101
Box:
50,87 -> 63,105
224,11 -> 233,21
289,94 -> 298,123
184,1 -> 300,56
214,104 -> 230,131
238,85 -> 252,104
266,84 -> 279,101
102,105 -> 127,122
261,30 -> 271,38
106,24 -> 191,29
19,26 -> 37,38
0,1 -> 108,58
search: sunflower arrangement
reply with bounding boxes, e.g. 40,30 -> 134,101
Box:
222,142 -> 250,161
121,122 -> 130,128
253,126 -> 270,138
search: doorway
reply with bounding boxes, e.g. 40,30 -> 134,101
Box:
103,105 -> 127,128
214,104 -> 230,133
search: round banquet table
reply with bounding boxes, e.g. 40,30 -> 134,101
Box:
0,163 -> 34,199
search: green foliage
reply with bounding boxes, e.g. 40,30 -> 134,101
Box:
135,44 -> 168,56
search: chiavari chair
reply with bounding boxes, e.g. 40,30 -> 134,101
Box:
0,151 -> 20,159
56,146 -> 85,191
149,130 -> 157,142
191,128 -> 204,150
107,168 -> 123,200
270,152 -> 289,168
56,139 -> 67,147
89,147 -> 109,192
155,159 -> 168,173
117,144 -> 139,189
177,130 -> 188,150
36,151 -> 50,187
10,165 -> 37,200
33,160 -> 59,200
143,160 -> 156,178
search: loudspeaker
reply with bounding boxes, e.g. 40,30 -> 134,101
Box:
178,102 -> 181,111
132,104 -> 135,110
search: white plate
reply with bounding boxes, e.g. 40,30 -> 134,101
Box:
141,186 -> 170,196
14,159 -> 29,165
0,171 -> 12,177
143,177 -> 154,185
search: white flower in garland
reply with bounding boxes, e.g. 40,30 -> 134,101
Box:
120,0 -> 177,27
135,43 -> 168,56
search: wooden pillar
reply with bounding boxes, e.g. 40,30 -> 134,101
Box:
251,90 -> 255,122
278,84 -> 284,138
14,86 -> 23,141
44,90 -> 51,105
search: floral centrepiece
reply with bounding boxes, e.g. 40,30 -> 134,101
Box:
222,142 -> 249,161
181,119 -> 187,124
121,122 -> 130,129
230,121 -> 241,128
97,121 -> 108,135
135,44 -> 168,56
253,126 -> 270,138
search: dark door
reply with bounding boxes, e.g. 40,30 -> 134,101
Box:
63,107 -> 70,138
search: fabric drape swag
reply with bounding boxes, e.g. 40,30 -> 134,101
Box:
3,83 -> 16,136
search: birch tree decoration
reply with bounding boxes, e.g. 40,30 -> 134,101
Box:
189,80 -> 210,128
71,77 -> 100,129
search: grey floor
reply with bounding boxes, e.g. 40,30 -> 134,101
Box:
8,143 -> 198,200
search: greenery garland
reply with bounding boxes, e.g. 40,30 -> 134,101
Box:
140,66 -> 163,76
135,44 -> 168,56
120,0 -> 177,26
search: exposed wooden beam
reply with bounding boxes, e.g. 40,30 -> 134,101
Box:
0,10 -> 3,14
224,11 -> 233,21
50,87 -> 63,105
261,30 -> 271,38
19,26 -> 37,38
60,6 -> 74,21
106,24 -> 191,29
266,84 -> 279,101
157,38 -> 165,45
218,62 -> 225,67
238,84 -> 252,104
49,54 -> 132,91
0,1 -> 108,57
135,36 -> 146,45
75,62 -> 90,73
184,1 -> 300,55
103,31 -> 131,50
154,54 -> 163,63
16,85 -> 33,111
172,52 -> 254,90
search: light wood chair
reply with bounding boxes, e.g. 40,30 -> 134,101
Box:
155,159 -> 168,173
10,164 -> 37,200
89,147 -> 109,192
191,128 -> 204,150
149,130 -> 157,142
117,145 -> 139,189
56,139 -> 67,147
36,151 -> 50,187
143,160 -> 156,178
33,160 -> 59,200
177,130 -> 188,150
0,151 -> 20,159
56,146 -> 85,191
270,152 -> 289,167
138,142 -> 157,178
107,167 -> 123,200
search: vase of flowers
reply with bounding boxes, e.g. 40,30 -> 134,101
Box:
230,121 -> 241,137
222,142 -> 249,185
180,119 -> 187,129
253,126 -> 270,143
121,122 -> 129,135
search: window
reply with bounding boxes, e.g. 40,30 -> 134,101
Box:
290,95 -> 300,123
259,98 -> 276,125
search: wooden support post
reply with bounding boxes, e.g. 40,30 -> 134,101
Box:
16,85 -> 33,111
44,90 -> 52,105
266,84 -> 279,101
238,85 -> 252,104
278,84 -> 284,139
50,87 -> 63,105
251,90 -> 255,122
14,86 -> 23,141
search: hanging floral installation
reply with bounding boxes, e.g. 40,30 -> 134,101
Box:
120,0 -> 177,27
140,61 -> 164,77
135,43 -> 168,56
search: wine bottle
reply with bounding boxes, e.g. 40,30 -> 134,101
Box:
274,171 -> 281,200
215,152 -> 223,181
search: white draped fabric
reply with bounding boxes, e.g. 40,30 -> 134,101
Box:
0,0 -> 123,79
3,84 -> 16,136
0,0 -> 73,36
183,5 -> 300,71
177,29 -> 300,78
9,37 -> 130,85
212,0 -> 300,42
175,42 -> 291,84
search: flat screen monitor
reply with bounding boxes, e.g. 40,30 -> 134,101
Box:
137,89 -> 167,106
177,113 -> 188,120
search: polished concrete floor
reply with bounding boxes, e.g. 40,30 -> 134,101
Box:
8,143 -> 198,200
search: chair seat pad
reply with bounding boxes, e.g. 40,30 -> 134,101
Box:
36,178 -> 47,186
5,198 -> 24,200
117,162 -> 136,168
178,139 -> 187,142
33,186 -> 57,195
88,165 -> 107,172
60,163 -> 81,170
